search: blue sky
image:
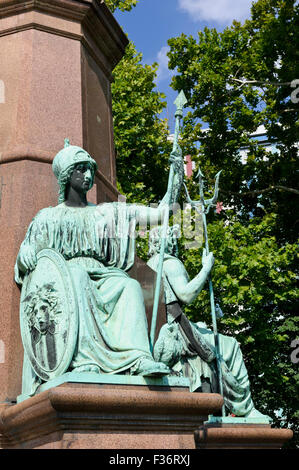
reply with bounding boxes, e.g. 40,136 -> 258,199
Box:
114,0 -> 254,132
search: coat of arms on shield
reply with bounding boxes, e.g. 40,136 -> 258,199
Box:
20,249 -> 79,381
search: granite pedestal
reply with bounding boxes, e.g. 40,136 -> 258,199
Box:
0,374 -> 224,449
195,416 -> 293,449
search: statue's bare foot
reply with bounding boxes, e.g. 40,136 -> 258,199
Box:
132,357 -> 170,377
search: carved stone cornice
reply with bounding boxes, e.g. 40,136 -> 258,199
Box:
0,0 -> 128,77
0,0 -> 87,21
0,148 -> 119,197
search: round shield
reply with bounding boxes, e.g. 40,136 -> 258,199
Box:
20,249 -> 79,381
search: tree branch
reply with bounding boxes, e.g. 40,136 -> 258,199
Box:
220,185 -> 299,197
230,77 -> 294,87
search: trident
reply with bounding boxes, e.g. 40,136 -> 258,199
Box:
149,90 -> 187,351
184,167 -> 226,416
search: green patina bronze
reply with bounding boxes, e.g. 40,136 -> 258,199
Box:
15,90 -> 271,422
147,225 -> 271,422
15,139 -> 184,397
20,249 -> 79,382
184,168 -> 225,415
150,90 -> 187,351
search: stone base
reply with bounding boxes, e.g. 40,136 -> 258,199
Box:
0,382 -> 223,449
195,418 -> 293,449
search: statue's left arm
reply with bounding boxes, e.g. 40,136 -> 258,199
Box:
164,250 -> 214,305
135,146 -> 184,226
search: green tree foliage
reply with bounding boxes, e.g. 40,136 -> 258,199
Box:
106,0 -> 172,203
179,215 -> 298,439
105,0 -> 138,13
167,0 -> 298,240
108,0 -> 298,446
166,0 -> 298,446
111,41 -> 172,203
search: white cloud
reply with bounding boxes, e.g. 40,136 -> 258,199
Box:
178,0 -> 253,25
156,46 -> 173,84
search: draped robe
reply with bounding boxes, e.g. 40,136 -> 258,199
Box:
148,253 -> 255,417
15,202 -> 157,395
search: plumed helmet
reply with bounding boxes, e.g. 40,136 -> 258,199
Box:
52,138 -> 97,180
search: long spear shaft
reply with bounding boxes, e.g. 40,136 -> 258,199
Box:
149,90 -> 187,352
200,205 -> 225,417
184,174 -> 225,416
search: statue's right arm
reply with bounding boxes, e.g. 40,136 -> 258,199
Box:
134,146 -> 184,226
15,215 -> 41,280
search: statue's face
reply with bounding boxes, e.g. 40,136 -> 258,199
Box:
33,300 -> 51,334
69,162 -> 94,194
